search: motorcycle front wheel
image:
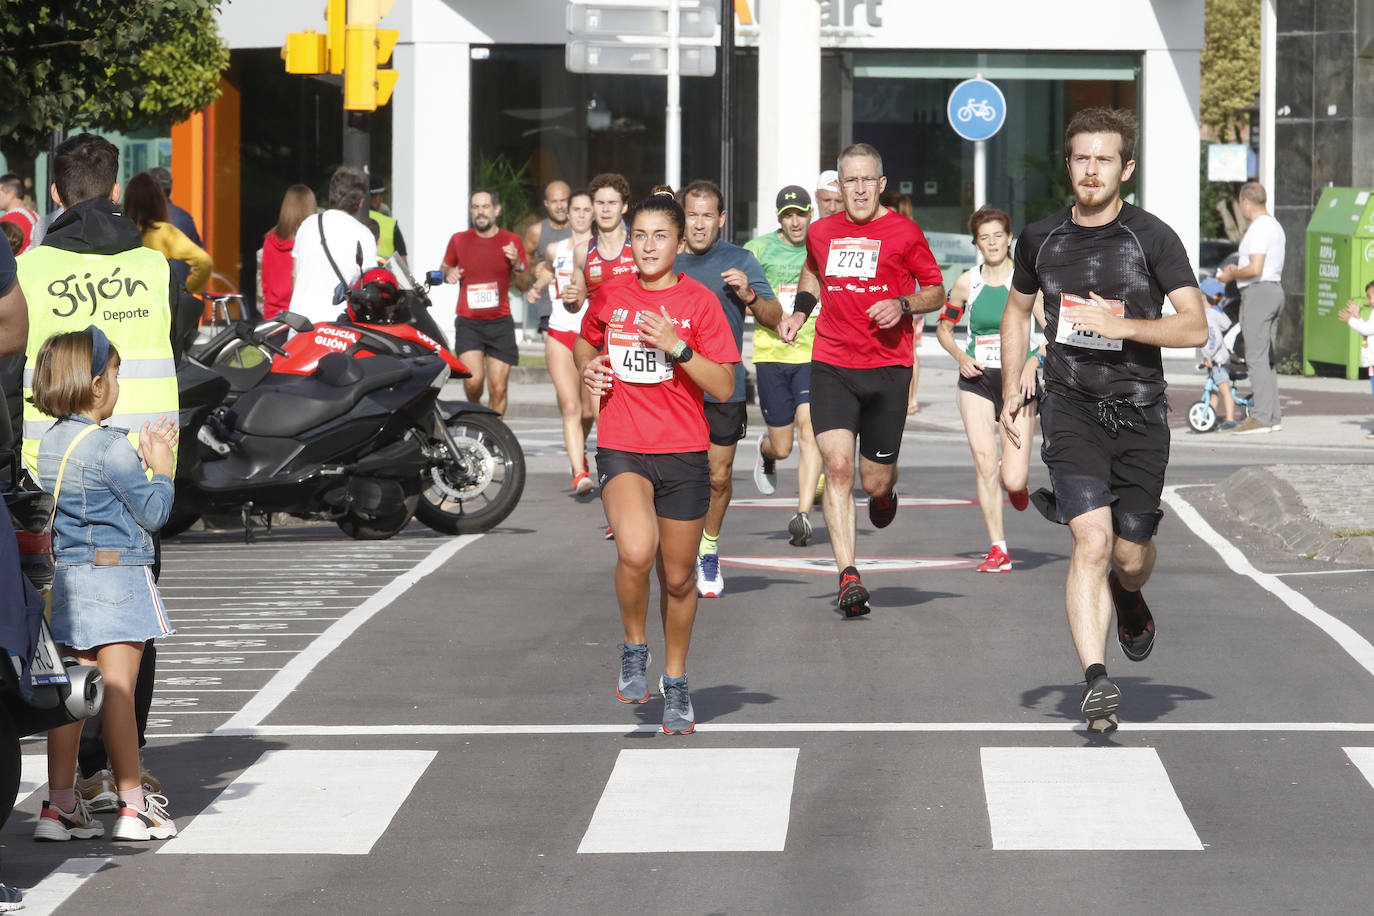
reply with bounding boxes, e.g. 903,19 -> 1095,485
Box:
416,412 -> 525,534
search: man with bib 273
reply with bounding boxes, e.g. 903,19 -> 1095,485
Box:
777,143 -> 945,618
998,108 -> 1206,733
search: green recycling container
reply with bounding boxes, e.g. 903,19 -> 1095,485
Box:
1303,187 -> 1374,378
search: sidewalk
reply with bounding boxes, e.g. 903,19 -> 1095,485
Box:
500,336 -> 1374,562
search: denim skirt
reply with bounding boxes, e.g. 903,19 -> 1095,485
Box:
50,564 -> 175,650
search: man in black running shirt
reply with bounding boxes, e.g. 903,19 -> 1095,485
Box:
998,108 -> 1207,733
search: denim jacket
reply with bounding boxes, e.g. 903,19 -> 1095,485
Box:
36,416 -> 173,567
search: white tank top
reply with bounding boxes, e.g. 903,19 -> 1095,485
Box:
547,237 -> 590,334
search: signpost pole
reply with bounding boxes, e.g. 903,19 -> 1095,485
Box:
973,71 -> 986,210
665,0 -> 681,189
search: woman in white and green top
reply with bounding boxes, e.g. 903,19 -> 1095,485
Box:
936,206 -> 1045,574
744,185 -> 824,547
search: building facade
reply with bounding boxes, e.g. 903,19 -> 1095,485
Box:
211,0 -> 1203,316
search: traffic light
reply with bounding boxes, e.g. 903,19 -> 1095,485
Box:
343,0 -> 399,111
282,0 -> 399,110
281,0 -> 344,75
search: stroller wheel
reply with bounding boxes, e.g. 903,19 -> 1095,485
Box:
1188,400 -> 1217,433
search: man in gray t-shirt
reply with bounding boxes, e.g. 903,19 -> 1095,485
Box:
522,180 -> 572,339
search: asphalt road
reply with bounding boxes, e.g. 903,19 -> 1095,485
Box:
4,414 -> 1374,915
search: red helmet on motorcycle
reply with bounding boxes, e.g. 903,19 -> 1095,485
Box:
348,268 -> 410,324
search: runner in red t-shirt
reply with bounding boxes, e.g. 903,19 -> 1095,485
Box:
0,174 -> 38,254
441,188 -> 530,416
575,194 -> 739,735
778,143 -> 946,616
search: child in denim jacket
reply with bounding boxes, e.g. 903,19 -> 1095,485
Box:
29,326 -> 179,843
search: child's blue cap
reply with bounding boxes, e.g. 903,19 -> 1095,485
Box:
1200,277 -> 1225,298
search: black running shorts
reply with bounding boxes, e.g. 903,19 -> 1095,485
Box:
1037,390 -> 1170,542
704,400 -> 748,447
595,448 -> 711,521
453,315 -> 519,366
957,367 -> 1041,420
809,360 -> 911,464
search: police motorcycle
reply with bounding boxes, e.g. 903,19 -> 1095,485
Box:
170,267 -> 524,538
2,447 -> 104,832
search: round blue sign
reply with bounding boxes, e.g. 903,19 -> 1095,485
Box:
947,78 -> 1007,142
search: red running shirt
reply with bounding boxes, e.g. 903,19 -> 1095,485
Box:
580,275 -> 740,454
584,235 -> 638,302
442,228 -> 527,320
804,209 -> 944,368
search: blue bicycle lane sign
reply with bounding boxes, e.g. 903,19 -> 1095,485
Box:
947,78 -> 1006,141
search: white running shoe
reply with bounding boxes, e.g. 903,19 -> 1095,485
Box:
113,792 -> 177,841
695,553 -> 724,598
34,797 -> 104,841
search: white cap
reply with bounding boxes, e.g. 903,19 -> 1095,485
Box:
816,170 -> 839,192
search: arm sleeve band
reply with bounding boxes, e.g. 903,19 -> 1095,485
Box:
793,290 -> 818,319
940,301 -> 964,324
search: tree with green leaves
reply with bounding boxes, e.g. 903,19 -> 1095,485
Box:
1200,0 -> 1261,240
0,0 -> 230,184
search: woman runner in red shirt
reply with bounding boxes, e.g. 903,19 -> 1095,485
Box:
575,195 -> 739,735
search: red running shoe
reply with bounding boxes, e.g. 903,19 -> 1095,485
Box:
1109,570 -> 1155,661
976,545 -> 1012,573
1009,487 -> 1030,511
838,570 -> 871,617
868,488 -> 897,529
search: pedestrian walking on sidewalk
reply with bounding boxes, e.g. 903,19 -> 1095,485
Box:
1217,182 -> 1286,434
998,108 -> 1207,732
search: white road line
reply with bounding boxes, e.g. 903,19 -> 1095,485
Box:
180,720 -> 1374,739
160,749 -> 435,855
1275,567 -> 1374,577
216,534 -> 482,731
1163,487 -> 1374,678
580,748 -> 799,853
982,747 -> 1202,850
14,858 -> 112,915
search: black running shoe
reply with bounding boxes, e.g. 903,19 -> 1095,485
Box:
1080,674 -> 1121,733
838,570 -> 870,617
868,488 -> 897,529
1109,570 -> 1155,661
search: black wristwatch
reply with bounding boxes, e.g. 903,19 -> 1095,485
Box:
899,296 -> 912,316
670,340 -> 694,364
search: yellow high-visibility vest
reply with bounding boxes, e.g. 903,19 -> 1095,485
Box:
370,209 -> 398,260
17,245 -> 179,474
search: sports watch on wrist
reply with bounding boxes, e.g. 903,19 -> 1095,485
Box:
899,296 -> 912,315
670,340 -> 694,364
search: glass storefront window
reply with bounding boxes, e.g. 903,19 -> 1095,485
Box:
468,45 -> 758,242
825,49 -> 1140,287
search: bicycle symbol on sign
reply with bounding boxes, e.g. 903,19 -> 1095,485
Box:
957,98 -> 997,123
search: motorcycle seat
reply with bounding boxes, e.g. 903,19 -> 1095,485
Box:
233,354 -> 413,438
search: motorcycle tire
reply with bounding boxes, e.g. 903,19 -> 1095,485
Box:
1187,401 -> 1216,433
416,412 -> 525,535
338,493 -> 420,541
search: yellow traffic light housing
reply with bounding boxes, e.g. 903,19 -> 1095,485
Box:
343,25 -> 399,111
327,0 -> 346,74
281,30 -> 328,74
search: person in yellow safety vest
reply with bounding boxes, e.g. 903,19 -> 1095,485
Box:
368,180 -> 408,267
17,133 -> 178,477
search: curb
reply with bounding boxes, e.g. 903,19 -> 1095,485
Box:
1216,466 -> 1374,564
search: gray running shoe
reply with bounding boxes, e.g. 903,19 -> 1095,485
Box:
1080,675 -> 1122,733
660,674 -> 695,734
617,643 -> 651,703
753,434 -> 777,495
787,512 -> 813,547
